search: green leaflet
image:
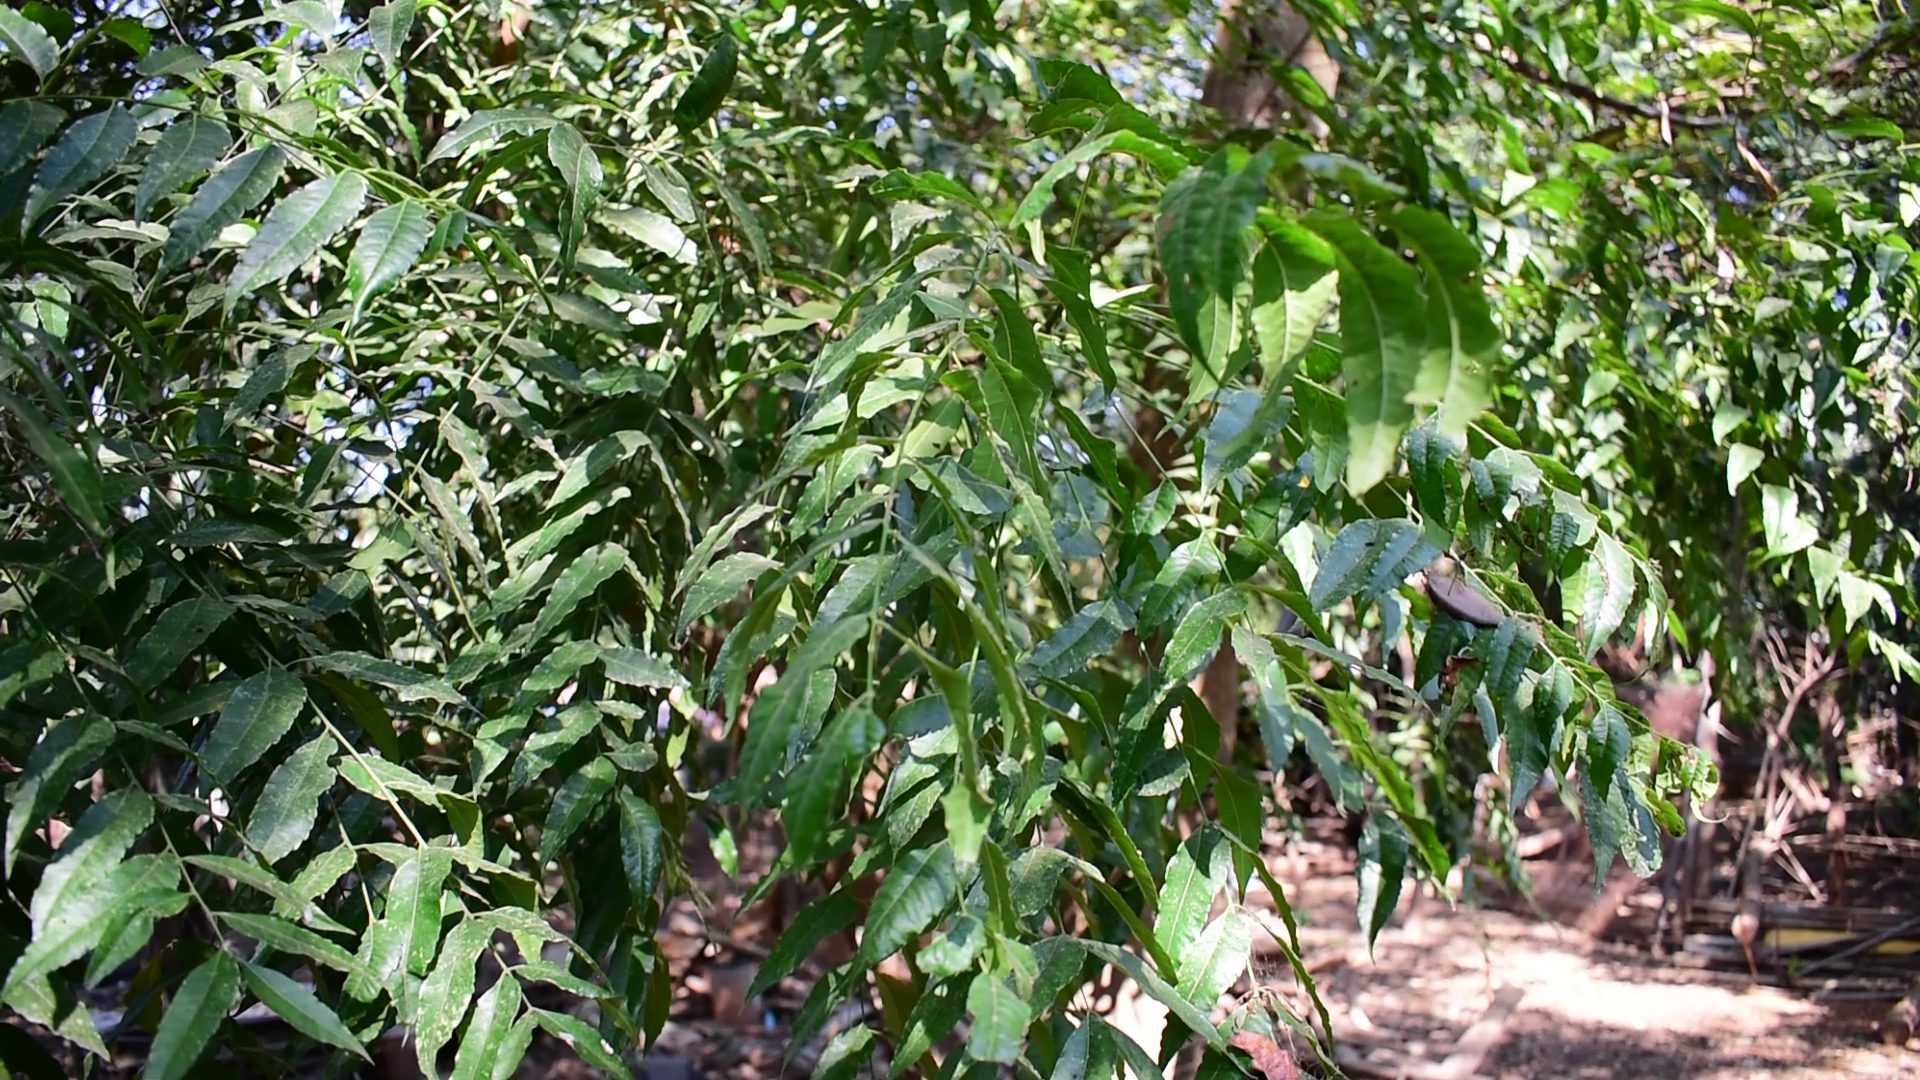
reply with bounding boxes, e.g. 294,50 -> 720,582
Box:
184,854 -> 306,908
135,115 -> 231,220
1385,206 -> 1495,438
449,973 -> 524,1080
1355,819 -> 1408,952
547,123 -> 601,264
25,106 -> 137,230
856,841 -> 957,967
347,200 -> 432,318
1041,248 -> 1115,392
0,100 -> 64,163
965,975 -> 1033,1064
248,736 -> 335,863
0,7 -> 57,80
672,34 -> 738,131
240,961 -> 369,1058
539,757 -> 615,860
1154,827 -> 1228,961
643,159 -> 696,221
1140,537 -> 1223,634
1511,663 -> 1573,810
1299,211 -> 1426,493
1405,422 -> 1464,530
146,953 -> 239,1080
415,920 -> 495,1072
812,275 -> 923,389
1250,220 -> 1337,379
604,205 -> 695,265
749,889 -> 858,998
429,107 -> 559,162
816,1025 -> 879,1080
1025,599 -> 1132,680
532,1009 -> 632,1079
891,975 -> 974,1078
599,646 -> 689,690
368,0 -> 416,69
201,668 -> 306,783
525,543 -> 627,643
6,793 -> 162,999
1176,908 -> 1252,1008
617,788 -> 665,904
1198,382 -> 1292,495
1578,532 -> 1638,659
678,551 -> 779,634
1162,589 -> 1245,682
0,389 -> 107,533
1067,939 -> 1225,1050
1011,130 -> 1121,230
737,618 -> 868,797
347,849 -> 449,999
3,715 -> 111,873
918,914 -> 986,978
226,172 -> 370,307
219,912 -> 364,977
224,350 -> 295,428
1159,145 -> 1279,372
510,704 -> 598,790
783,700 -> 884,868
306,651 -> 462,705
1308,519 -> 1440,613
160,145 -> 289,271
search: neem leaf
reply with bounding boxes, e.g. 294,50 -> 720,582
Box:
858,842 -> 956,967
1386,206 -> 1495,439
368,0 -> 416,69
227,172 -> 369,307
201,668 -> 306,784
428,107 -> 558,162
146,953 -> 239,1080
160,145 -> 288,271
25,105 -> 137,231
135,114 -> 231,220
240,960 -> 369,1058
347,199 -> 432,318
1300,211 -> 1425,493
247,736 -> 335,863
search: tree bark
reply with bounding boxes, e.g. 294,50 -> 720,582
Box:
1202,0 -> 1341,136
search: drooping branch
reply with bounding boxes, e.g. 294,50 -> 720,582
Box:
1501,55 -> 1733,130
1827,14 -> 1919,83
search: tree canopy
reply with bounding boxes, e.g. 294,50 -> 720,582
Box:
0,0 -> 1913,1075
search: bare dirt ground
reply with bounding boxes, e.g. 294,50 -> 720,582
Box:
1284,869 -> 1916,1080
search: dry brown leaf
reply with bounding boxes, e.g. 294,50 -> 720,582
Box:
1228,1030 -> 1301,1080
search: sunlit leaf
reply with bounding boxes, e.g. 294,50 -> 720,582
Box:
146,953 -> 239,1080
240,960 -> 369,1058
0,7 -> 57,81
201,668 -> 306,783
347,199 -> 432,318
160,145 -> 289,271
135,115 -> 230,220
227,172 -> 369,306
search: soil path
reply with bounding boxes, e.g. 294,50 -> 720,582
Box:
1291,873 -> 1914,1080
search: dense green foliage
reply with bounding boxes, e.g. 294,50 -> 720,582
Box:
0,0 -> 1912,1076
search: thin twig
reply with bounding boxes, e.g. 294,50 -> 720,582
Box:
1827,15 -> 1920,83
1501,56 -> 1733,129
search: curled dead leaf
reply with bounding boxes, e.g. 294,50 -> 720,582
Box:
1228,1030 -> 1301,1080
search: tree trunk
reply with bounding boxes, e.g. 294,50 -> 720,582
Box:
1201,0 -> 1341,136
